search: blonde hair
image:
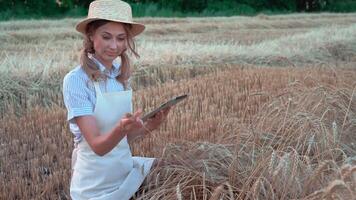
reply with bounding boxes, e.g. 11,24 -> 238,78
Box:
80,20 -> 139,90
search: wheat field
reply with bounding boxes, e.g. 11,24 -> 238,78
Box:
0,13 -> 355,200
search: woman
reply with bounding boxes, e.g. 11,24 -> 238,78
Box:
62,0 -> 170,199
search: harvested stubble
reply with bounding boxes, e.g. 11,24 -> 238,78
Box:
0,107 -> 71,199
1,66 -> 355,199
132,67 -> 356,199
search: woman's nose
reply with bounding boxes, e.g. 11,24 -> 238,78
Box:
109,40 -> 118,49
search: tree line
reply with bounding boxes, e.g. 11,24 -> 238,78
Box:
0,0 -> 355,20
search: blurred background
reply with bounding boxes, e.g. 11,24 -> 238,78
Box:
1,0 -> 356,20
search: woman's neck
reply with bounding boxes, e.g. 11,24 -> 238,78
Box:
92,54 -> 113,70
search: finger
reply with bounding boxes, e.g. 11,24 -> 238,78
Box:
136,118 -> 143,125
125,113 -> 133,118
133,120 -> 144,129
163,107 -> 171,115
154,112 -> 166,122
155,111 -> 164,119
133,109 -> 143,118
124,116 -> 136,123
123,118 -> 143,131
121,117 -> 135,127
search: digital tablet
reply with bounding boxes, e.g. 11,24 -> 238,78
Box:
141,94 -> 188,122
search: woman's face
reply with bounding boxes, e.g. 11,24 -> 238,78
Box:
90,22 -> 127,68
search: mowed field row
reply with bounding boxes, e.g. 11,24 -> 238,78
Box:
1,13 -> 356,73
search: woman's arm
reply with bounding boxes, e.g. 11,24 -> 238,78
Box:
75,116 -> 124,156
76,110 -> 144,156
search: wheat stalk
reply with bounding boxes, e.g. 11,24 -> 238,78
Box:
208,184 -> 224,200
176,183 -> 182,200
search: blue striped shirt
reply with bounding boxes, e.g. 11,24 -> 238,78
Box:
62,57 -> 126,143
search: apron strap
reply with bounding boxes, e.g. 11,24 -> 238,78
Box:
93,82 -> 103,97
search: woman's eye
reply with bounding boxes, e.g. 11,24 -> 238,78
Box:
102,36 -> 111,40
117,37 -> 125,41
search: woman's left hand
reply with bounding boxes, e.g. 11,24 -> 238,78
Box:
143,106 -> 171,133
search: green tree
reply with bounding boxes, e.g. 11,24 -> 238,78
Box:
267,0 -> 297,11
0,0 -> 62,17
296,0 -> 328,11
240,0 -> 269,10
181,0 -> 207,12
72,0 -> 92,8
159,0 -> 183,11
324,0 -> 356,12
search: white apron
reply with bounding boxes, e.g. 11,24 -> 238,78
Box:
70,82 -> 155,200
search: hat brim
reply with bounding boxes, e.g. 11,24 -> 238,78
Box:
76,18 -> 145,37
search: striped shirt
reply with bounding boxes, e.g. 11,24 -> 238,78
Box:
62,57 -> 127,143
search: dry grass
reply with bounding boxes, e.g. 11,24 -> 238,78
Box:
131,66 -> 356,200
0,13 -> 355,199
1,13 -> 356,75
1,66 -> 355,199
1,14 -> 356,115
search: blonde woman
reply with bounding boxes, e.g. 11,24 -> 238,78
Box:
62,0 -> 170,199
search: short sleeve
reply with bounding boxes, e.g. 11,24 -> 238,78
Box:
62,73 -> 94,122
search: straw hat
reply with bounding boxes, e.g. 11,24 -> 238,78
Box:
76,0 -> 145,36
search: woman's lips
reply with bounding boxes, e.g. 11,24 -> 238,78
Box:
106,52 -> 117,56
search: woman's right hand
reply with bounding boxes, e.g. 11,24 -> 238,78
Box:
75,109 -> 144,156
117,109 -> 144,135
